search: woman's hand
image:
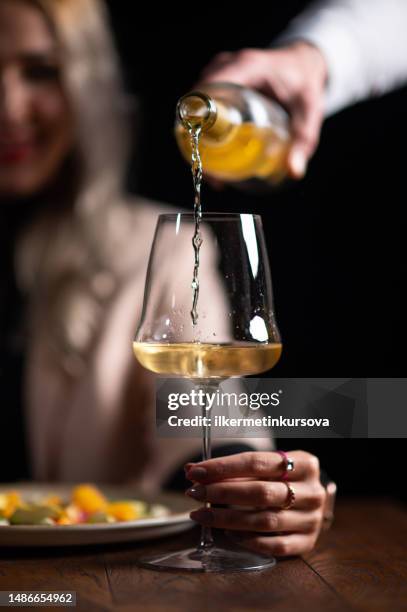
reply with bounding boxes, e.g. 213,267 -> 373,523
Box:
185,450 -> 327,557
198,42 -> 328,179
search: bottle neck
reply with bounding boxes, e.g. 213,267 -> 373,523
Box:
177,91 -> 237,140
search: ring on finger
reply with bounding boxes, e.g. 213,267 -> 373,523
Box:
281,481 -> 296,510
276,450 -> 295,480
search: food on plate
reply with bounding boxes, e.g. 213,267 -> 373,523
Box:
0,484 -> 169,526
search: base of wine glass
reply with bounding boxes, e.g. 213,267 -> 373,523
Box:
136,544 -> 276,573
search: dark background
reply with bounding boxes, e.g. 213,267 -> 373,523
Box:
106,6 -> 406,499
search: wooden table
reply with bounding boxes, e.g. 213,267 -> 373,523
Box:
0,499 -> 406,611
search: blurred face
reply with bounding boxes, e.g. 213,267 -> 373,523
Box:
0,0 -> 73,198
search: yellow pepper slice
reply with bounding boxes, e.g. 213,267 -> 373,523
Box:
71,484 -> 108,514
0,492 -> 22,519
107,501 -> 140,521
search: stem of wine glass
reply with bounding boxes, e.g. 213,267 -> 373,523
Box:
196,379 -> 219,552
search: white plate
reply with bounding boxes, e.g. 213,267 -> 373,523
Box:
0,483 -> 199,547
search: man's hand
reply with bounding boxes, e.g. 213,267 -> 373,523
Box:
199,42 -> 328,179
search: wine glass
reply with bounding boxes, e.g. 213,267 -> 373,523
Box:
133,212 -> 282,572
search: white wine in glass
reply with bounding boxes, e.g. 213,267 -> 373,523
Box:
133,212 -> 282,571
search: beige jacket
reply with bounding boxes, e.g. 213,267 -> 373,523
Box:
20,198 -> 271,491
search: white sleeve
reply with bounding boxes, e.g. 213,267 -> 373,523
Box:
274,0 -> 407,115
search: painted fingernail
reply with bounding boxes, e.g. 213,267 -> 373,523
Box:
289,148 -> 307,178
184,462 -> 194,473
190,509 -> 214,525
186,467 -> 207,480
186,484 -> 206,501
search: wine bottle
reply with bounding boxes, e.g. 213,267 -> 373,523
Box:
175,82 -> 291,186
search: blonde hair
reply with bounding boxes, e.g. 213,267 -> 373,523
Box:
37,0 -> 129,202
15,0 -> 136,375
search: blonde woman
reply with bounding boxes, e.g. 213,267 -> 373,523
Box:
0,0 -> 328,557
